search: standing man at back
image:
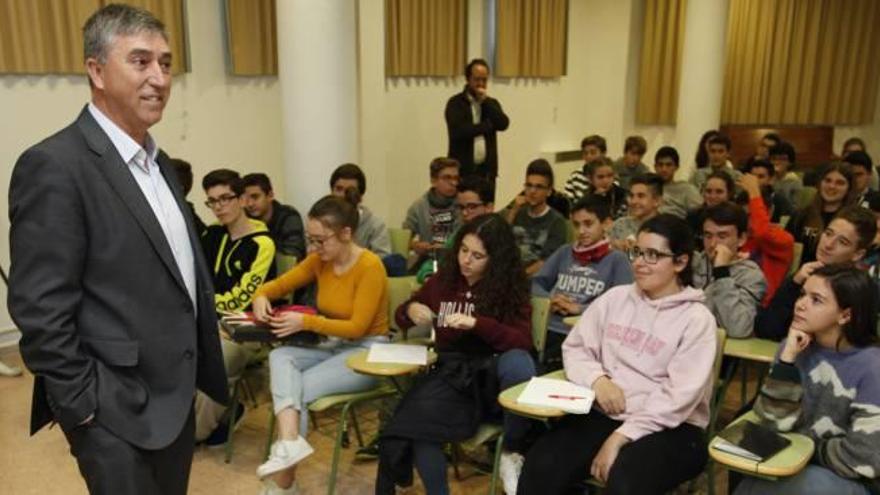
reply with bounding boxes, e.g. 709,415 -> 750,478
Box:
445,58 -> 510,192
7,4 -> 227,494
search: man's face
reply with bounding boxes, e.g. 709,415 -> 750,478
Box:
707,143 -> 729,168
456,190 -> 492,223
756,138 -> 776,158
654,157 -> 678,183
524,174 -> 552,207
703,178 -> 730,207
242,185 -> 273,220
849,166 -> 870,195
628,184 -> 660,220
86,31 -> 172,140
770,154 -> 791,177
332,178 -> 361,199
431,167 -> 460,198
571,209 -> 606,248
590,165 -> 615,194
466,64 -> 489,97
582,145 -> 603,163
816,218 -> 865,264
702,219 -> 744,260
623,150 -> 644,167
750,167 -> 772,187
205,184 -> 243,226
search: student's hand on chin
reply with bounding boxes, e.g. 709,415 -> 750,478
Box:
268,312 -> 304,337
781,328 -> 811,363
446,313 -> 476,330
713,244 -> 735,267
794,261 -> 824,285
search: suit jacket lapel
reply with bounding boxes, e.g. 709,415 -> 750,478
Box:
75,107 -> 190,297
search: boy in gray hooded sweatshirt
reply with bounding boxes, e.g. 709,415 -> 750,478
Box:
691,202 -> 767,338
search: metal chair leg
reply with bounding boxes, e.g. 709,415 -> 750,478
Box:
224,382 -> 242,463
489,433 -> 505,494
349,405 -> 365,447
327,402 -> 353,495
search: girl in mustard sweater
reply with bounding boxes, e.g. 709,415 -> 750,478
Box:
253,193 -> 389,493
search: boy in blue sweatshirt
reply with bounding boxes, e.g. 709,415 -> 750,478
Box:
532,196 -> 633,369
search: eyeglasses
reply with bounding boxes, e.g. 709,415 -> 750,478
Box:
204,194 -> 238,209
627,246 -> 676,264
306,233 -> 336,248
524,182 -> 549,191
456,202 -> 485,212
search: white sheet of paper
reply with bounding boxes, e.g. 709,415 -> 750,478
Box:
516,376 -> 595,414
367,343 -> 428,365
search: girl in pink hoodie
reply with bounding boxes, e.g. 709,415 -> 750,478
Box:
518,214 -> 718,495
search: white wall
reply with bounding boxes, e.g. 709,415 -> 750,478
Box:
0,0 -> 283,332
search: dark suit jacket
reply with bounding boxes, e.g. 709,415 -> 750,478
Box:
445,87 -> 510,179
8,107 -> 228,450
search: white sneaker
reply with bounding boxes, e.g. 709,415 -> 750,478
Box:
258,479 -> 299,495
0,360 -> 22,377
256,437 -> 314,479
499,451 -> 524,495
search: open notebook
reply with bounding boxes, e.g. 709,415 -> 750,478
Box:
516,377 -> 595,414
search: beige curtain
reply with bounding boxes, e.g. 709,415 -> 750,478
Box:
722,0 -> 880,125
495,0 -> 568,78
385,0 -> 466,77
226,0 -> 277,76
636,0 -> 687,125
0,0 -> 187,75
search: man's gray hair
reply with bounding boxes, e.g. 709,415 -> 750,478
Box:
83,3 -> 168,64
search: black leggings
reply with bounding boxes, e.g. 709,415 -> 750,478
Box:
517,411 -> 707,495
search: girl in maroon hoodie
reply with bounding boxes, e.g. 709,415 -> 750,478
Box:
376,213 -> 536,495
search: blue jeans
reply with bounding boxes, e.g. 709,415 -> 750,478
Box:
268,337 -> 381,435
734,465 -> 870,495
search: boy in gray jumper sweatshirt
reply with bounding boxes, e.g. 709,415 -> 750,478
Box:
532,197 -> 633,368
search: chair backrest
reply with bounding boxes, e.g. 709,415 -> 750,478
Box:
707,327 -> 728,436
389,228 -> 413,256
787,242 -> 803,278
274,253 -> 298,275
387,276 -> 419,336
565,222 -> 576,243
530,296 -> 552,362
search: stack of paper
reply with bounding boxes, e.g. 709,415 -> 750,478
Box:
367,343 -> 428,365
516,377 -> 595,414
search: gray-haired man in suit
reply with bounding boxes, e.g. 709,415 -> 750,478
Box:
7,4 -> 227,494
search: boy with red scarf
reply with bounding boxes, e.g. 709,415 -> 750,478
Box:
532,196 -> 633,369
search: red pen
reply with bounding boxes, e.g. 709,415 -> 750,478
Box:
548,394 -> 586,400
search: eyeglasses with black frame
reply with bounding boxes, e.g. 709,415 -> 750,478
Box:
204,194 -> 238,209
627,246 -> 676,264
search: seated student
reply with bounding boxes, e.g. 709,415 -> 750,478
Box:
741,159 -> 793,223
564,134 -> 607,202
584,157 -> 628,219
687,172 -> 738,248
242,173 -> 306,262
532,197 -> 633,369
403,157 -> 462,267
691,133 -> 742,192
613,135 -> 650,191
169,157 -> 207,235
609,173 -> 664,250
840,137 -> 879,192
694,129 -> 721,171
768,141 -> 804,207
506,159 -> 568,276
416,175 -> 494,283
734,265 -> 880,495
861,195 -> 880,285
843,151 -> 879,209
692,202 -> 767,338
253,193 -> 388,493
518,214 -> 717,495
376,214 -> 536,495
654,146 -> 702,219
753,132 -> 781,162
329,163 -> 391,257
786,162 -> 856,266
756,206 -> 876,341
738,174 -> 795,306
195,169 -> 276,445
